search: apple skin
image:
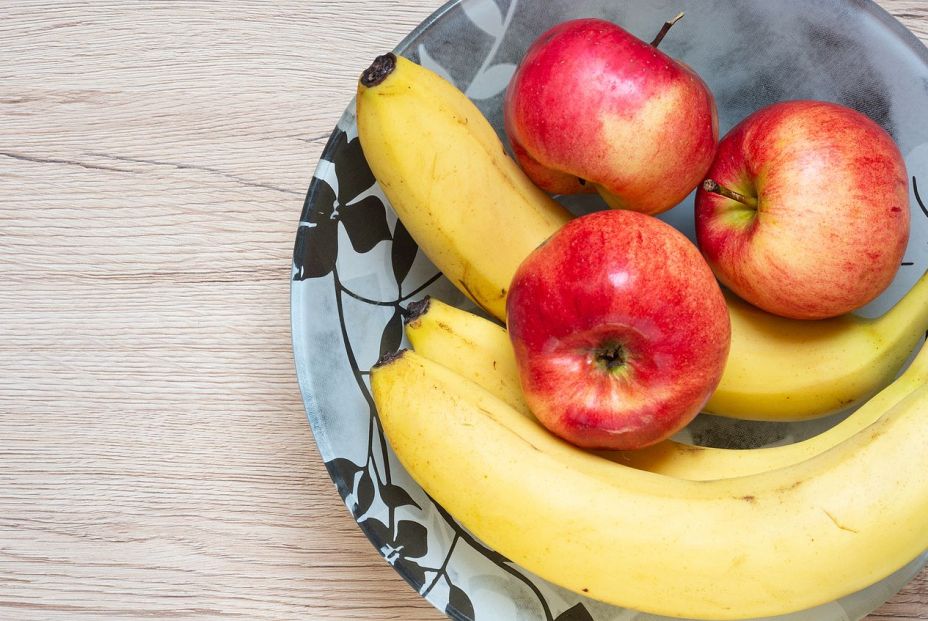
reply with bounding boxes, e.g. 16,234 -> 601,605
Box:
695,100 -> 910,320
504,18 -> 718,215
506,210 -> 731,450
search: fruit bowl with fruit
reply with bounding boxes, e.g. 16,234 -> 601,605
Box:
291,0 -> 928,619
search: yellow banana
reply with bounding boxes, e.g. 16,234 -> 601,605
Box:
404,296 -> 531,417
356,54 -> 571,320
707,269 -> 928,421
372,349 -> 928,620
405,296 -> 928,480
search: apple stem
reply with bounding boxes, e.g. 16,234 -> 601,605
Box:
702,179 -> 758,209
650,12 -> 685,48
594,343 -> 627,374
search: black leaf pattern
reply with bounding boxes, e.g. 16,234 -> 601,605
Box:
555,604 -> 594,621
379,309 -> 404,359
362,517 -> 391,547
355,469 -> 375,516
395,520 -> 429,559
447,584 -> 475,620
341,195 -> 392,253
395,556 -> 428,589
333,135 -> 377,201
391,218 -> 419,286
381,483 -> 421,510
324,457 -> 362,503
914,176 -> 926,219
293,132 -> 390,281
294,181 -> 339,279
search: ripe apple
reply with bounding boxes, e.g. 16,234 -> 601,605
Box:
504,14 -> 718,215
506,210 -> 731,450
696,100 -> 910,320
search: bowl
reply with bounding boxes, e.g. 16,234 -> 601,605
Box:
291,0 -> 928,618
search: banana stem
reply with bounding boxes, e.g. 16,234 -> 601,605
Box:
403,296 -> 432,324
650,12 -> 685,48
374,348 -> 408,368
702,179 -> 758,209
361,53 -> 397,87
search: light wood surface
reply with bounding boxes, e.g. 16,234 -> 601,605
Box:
1,1 -> 927,619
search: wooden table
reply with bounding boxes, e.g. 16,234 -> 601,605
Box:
2,1 -> 926,619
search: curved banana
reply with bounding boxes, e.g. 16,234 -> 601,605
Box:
372,349 -> 928,620
404,296 -> 928,480
707,269 -> 928,421
356,54 -> 570,320
404,297 -> 531,417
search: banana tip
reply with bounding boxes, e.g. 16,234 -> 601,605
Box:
373,348 -> 408,369
403,297 -> 431,325
361,53 -> 397,88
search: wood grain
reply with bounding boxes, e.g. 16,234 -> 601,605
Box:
0,1 -> 926,619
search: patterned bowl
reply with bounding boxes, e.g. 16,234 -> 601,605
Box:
291,0 -> 928,619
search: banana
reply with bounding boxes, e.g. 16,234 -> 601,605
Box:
706,269 -> 928,421
356,54 -> 571,320
404,297 -> 531,417
405,295 -> 928,480
372,349 -> 928,620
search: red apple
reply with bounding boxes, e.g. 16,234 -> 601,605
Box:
696,100 -> 910,320
504,15 -> 718,215
506,210 -> 731,450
